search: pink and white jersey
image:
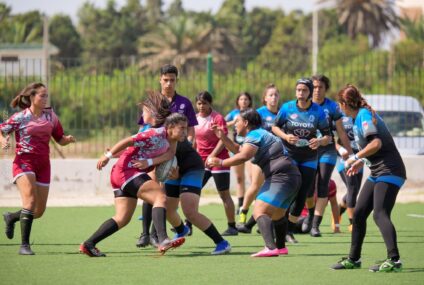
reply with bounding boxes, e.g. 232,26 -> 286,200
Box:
110,127 -> 169,189
195,110 -> 229,160
0,108 -> 64,156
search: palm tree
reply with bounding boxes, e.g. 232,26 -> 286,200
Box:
321,0 -> 399,47
137,15 -> 240,73
400,15 -> 424,43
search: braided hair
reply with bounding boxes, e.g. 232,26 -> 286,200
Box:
337,84 -> 377,125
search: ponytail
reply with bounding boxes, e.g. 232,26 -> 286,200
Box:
337,84 -> 377,125
10,82 -> 45,109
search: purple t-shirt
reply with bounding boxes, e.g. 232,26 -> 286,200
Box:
138,93 -> 198,127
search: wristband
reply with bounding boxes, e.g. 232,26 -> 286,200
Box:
354,154 -> 359,161
104,151 -> 113,159
338,146 -> 348,156
147,158 -> 153,167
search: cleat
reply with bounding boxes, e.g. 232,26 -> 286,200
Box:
211,240 -> 231,255
184,221 -> 193,236
369,259 -> 402,272
238,212 -> 247,224
236,224 -> 252,234
158,237 -> 185,255
301,216 -> 312,233
150,234 -> 159,248
221,227 -> 238,236
310,227 -> 322,237
251,247 -> 279,257
3,212 -> 15,240
277,247 -> 288,255
331,257 -> 361,270
136,233 -> 150,248
285,233 -> 298,244
18,244 -> 35,255
79,243 -> 106,257
173,225 -> 190,239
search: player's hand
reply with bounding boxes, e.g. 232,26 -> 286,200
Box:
1,135 -> 10,149
346,160 -> 363,176
207,157 -> 222,167
61,135 -> 76,145
285,134 -> 299,145
131,159 -> 149,170
308,138 -> 320,150
210,125 -> 225,139
97,156 -> 109,170
167,166 -> 179,180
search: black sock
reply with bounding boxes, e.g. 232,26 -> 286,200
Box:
245,216 -> 256,229
203,224 -> 224,244
256,215 -> 276,250
241,209 -> 249,215
20,209 -> 34,245
185,219 -> 192,228
142,202 -> 153,235
339,205 -> 347,216
152,207 -> 167,243
273,217 -> 287,249
390,255 -> 400,262
238,197 -> 244,209
308,207 -> 315,218
287,220 -> 296,233
349,218 -> 353,225
10,210 -> 22,223
228,222 -> 236,229
174,222 -> 185,234
312,215 -> 323,229
86,218 -> 119,246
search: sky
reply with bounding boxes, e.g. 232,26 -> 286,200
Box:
3,0 -> 317,23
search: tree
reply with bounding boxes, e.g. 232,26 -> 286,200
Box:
0,10 -> 43,43
216,0 -> 246,53
400,15 -> 424,43
167,0 -> 184,18
322,0 -> 399,48
49,14 -> 82,64
146,0 -> 163,28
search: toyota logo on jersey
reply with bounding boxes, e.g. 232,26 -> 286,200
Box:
294,129 -> 311,137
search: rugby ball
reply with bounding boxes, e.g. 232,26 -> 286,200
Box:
155,156 -> 178,182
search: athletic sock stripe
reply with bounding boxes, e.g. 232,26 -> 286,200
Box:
21,208 -> 34,216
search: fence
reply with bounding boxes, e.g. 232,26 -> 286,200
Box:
1,51 -> 424,157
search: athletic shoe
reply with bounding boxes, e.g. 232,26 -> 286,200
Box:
173,225 -> 190,239
136,233 -> 150,248
158,237 -> 185,255
331,257 -> 361,270
238,212 -> 247,224
221,227 -> 238,236
285,233 -> 298,244
79,243 -> 106,257
251,247 -> 279,257
150,234 -> 159,247
185,221 -> 193,236
277,247 -> 289,255
301,216 -> 312,233
19,244 -> 35,255
3,212 -> 15,239
369,259 -> 402,272
310,227 -> 322,237
236,224 -> 252,234
211,240 -> 231,255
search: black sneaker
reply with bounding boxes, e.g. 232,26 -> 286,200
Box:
331,257 -> 361,270
3,212 -> 15,239
221,227 -> 238,236
185,221 -> 193,236
285,233 -> 298,244
19,244 -> 35,255
236,224 -> 252,234
310,227 -> 321,237
136,233 -> 150,248
369,259 -> 402,272
79,243 -> 106,257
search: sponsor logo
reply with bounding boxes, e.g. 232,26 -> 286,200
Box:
180,103 -> 185,109
293,129 -> 311,137
290,121 -> 314,128
290,113 -> 298,119
309,115 -> 315,122
362,121 -> 369,130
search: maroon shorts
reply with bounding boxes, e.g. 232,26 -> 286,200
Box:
328,179 -> 337,199
13,154 -> 51,186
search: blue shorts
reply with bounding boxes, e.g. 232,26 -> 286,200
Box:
367,175 -> 405,188
256,174 -> 300,209
318,148 -> 337,165
292,159 -> 318,170
165,169 -> 204,198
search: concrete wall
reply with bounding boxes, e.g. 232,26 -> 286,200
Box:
1,156 -> 423,206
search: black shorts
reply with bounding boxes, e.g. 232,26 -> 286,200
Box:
113,174 -> 151,199
203,170 -> 230,191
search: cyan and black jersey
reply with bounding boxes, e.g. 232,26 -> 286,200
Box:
317,98 -> 343,153
243,128 -> 298,178
353,108 -> 406,180
257,106 -> 278,132
340,115 -> 359,153
274,100 -> 331,161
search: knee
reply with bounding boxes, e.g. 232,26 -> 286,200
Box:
33,207 -> 46,219
372,210 -> 387,224
182,209 -> 198,222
